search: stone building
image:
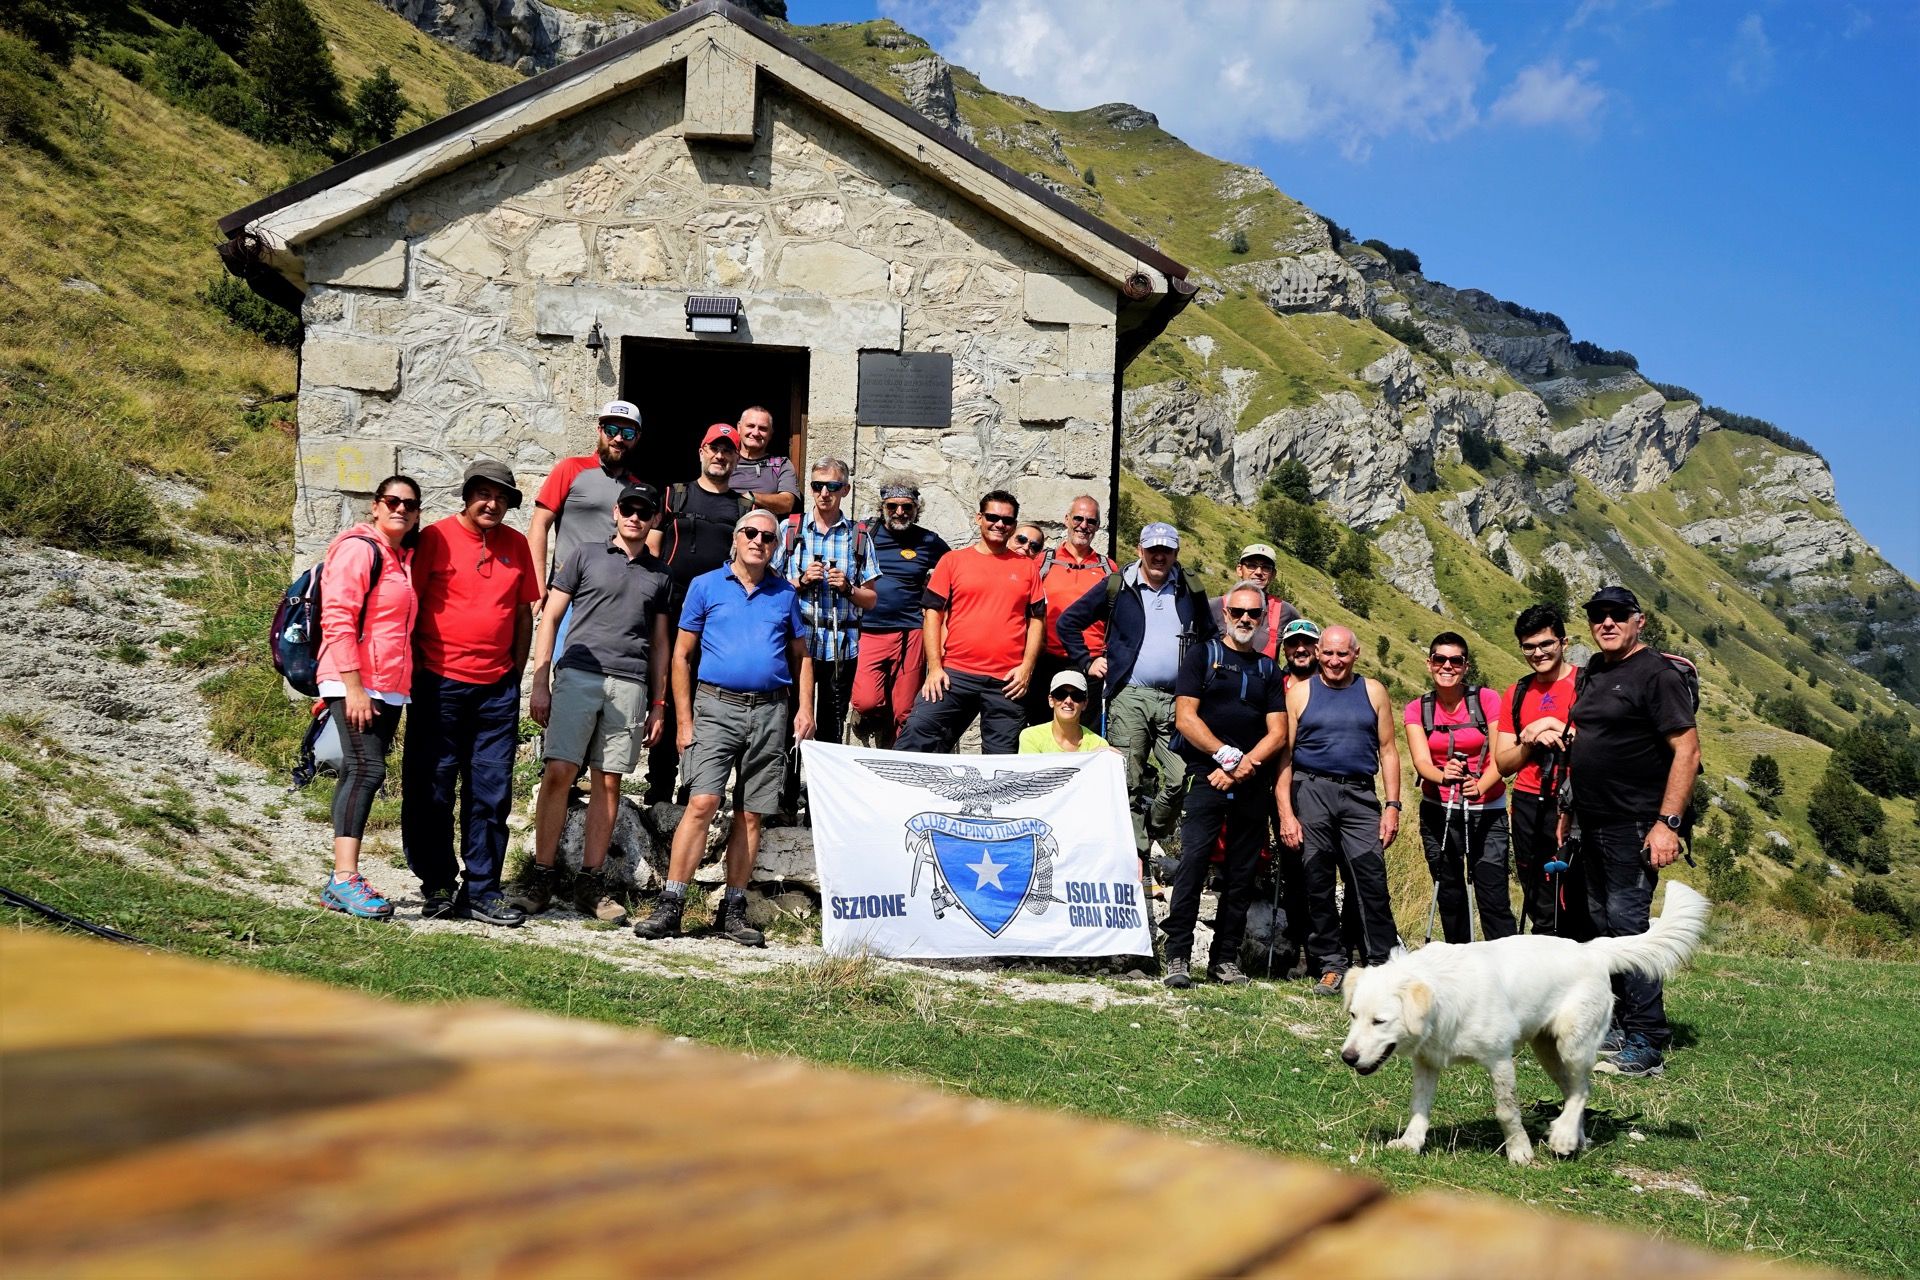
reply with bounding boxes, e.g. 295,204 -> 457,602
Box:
220,0 -> 1191,559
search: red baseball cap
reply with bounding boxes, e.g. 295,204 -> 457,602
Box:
702,423 -> 741,450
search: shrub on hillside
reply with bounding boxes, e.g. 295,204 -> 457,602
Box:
94,41 -> 144,82
3,0 -> 128,65
1523,565 -> 1571,621
201,275 -> 302,347
345,64 -> 407,154
154,27 -> 243,103
244,0 -> 344,148
1360,238 -> 1422,275
0,28 -> 58,151
1833,716 -> 1920,799
0,429 -> 169,554
1268,458 -> 1312,505
1807,760 -> 1885,864
1335,571 -> 1373,619
1570,340 -> 1638,370
1497,299 -> 1569,334
147,0 -> 257,53
1228,229 -> 1249,255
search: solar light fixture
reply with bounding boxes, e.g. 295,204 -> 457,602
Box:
686,295 -> 742,334
584,318 -> 606,355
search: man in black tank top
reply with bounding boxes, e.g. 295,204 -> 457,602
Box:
1277,625 -> 1403,995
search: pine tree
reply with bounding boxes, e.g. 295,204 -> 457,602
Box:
244,0 -> 344,149
345,64 -> 407,153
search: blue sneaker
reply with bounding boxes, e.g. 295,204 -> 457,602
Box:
1601,1037 -> 1664,1078
322,872 -> 394,919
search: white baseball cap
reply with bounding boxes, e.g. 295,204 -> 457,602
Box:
1048,669 -> 1089,696
598,399 -> 642,427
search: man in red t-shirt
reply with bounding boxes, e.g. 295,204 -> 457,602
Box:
894,490 -> 1044,755
403,460 -> 542,927
527,399 -> 644,598
1492,602 -> 1586,937
1027,493 -> 1118,726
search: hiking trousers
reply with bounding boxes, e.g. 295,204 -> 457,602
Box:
1417,800 -> 1516,943
1105,684 -> 1186,857
402,669 -> 519,901
1577,817 -> 1671,1050
1293,772 -> 1397,971
1510,791 -> 1590,938
895,669 -> 1024,755
1164,774 -> 1269,968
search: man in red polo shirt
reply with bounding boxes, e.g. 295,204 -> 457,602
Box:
1027,493 -> 1118,726
404,459 -> 542,926
894,489 -> 1044,756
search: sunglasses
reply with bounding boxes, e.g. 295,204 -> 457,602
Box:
738,527 -> 778,544
883,501 -> 916,514
376,495 -> 421,512
1050,687 -> 1087,703
1012,534 -> 1037,547
981,513 -> 1017,527
1587,607 -> 1636,624
1225,606 -> 1263,620
1429,654 -> 1468,668
810,480 -> 847,493
600,422 -> 638,441
1069,515 -> 1100,528
1518,639 -> 1561,653
617,502 -> 658,520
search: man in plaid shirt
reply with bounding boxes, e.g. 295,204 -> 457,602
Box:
775,456 -> 881,747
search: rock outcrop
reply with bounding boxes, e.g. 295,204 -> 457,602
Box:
1553,392 -> 1708,494
379,0 -> 786,75
890,54 -> 972,141
1377,519 -> 1446,614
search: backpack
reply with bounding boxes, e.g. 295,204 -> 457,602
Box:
660,482 -> 753,569
1037,547 -> 1116,581
1168,638 -> 1278,756
1572,651 -> 1701,714
271,535 -> 382,697
780,513 -> 869,577
1419,686 -> 1489,737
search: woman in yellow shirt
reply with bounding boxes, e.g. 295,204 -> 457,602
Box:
1018,670 -> 1112,754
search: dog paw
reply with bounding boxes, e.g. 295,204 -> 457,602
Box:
1506,1142 -> 1535,1166
1547,1131 -> 1581,1158
1385,1136 -> 1424,1154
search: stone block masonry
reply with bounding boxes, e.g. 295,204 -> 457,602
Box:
291,73 -> 1121,561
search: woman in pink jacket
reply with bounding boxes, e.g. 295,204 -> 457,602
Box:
316,475 -> 421,918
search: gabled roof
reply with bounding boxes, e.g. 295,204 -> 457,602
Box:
218,0 -> 1189,310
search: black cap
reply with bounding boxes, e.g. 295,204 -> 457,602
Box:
461,458 -> 522,509
1583,585 -> 1641,613
617,482 -> 660,513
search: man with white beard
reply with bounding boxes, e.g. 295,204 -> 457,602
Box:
1161,583 -> 1290,989
848,476 -> 950,748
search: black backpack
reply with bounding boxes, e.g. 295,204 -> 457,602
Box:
1168,638 -> 1277,755
270,535 -> 382,697
660,482 -> 753,572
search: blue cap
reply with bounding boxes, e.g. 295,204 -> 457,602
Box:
1139,522 -> 1180,550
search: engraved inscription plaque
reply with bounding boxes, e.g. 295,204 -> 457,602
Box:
857,352 -> 953,428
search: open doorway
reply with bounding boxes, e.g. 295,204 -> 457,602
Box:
619,338 -> 809,490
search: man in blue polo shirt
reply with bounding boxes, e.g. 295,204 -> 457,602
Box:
636,508 -> 815,946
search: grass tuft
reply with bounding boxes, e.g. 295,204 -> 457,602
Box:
0,426 -> 172,553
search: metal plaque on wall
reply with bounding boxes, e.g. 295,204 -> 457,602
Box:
857,352 -> 953,428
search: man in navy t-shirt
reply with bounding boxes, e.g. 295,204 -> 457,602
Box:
849,476 -> 949,747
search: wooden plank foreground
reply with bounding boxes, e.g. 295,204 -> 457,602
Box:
0,931 -> 1814,1278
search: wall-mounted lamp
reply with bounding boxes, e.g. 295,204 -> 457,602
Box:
584,319 -> 606,355
686,295 -> 742,335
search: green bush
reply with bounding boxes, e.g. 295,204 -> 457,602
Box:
200,275 -> 302,347
154,27 -> 241,101
244,0 -> 344,148
0,428 -> 171,554
0,28 -> 57,150
1807,760 -> 1885,863
345,64 -> 407,154
94,41 -> 145,82
1228,229 -> 1249,255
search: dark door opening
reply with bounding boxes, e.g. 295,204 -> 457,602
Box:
619,338 -> 810,491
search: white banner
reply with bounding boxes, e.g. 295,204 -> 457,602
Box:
802,741 -> 1151,959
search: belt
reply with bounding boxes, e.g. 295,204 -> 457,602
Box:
1297,769 -> 1374,787
696,682 -> 785,707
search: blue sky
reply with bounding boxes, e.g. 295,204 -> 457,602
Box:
790,0 -> 1920,575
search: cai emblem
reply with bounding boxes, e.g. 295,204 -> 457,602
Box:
859,761 -> 1076,937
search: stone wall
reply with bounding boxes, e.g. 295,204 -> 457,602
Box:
292,68 -> 1118,560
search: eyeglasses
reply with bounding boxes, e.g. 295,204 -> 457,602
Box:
1587,607 -> 1636,624
1225,606 -> 1263,620
600,422 -> 638,441
617,502 -> 657,520
737,527 -> 778,544
376,495 -> 421,512
1011,534 -> 1037,547
981,513 -> 1017,527
1050,687 -> 1087,703
1518,639 -> 1561,654
810,480 -> 847,493
1068,515 -> 1100,528
1428,654 -> 1468,668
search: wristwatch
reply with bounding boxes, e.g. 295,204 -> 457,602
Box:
1384,800 -> 1403,811
1656,813 -> 1684,831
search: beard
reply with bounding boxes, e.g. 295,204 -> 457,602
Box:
884,511 -> 915,531
1230,622 -> 1257,645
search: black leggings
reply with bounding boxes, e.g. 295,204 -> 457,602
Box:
328,697 -> 403,840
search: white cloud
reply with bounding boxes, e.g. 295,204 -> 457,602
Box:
1490,58 -> 1606,128
887,0 -> 1493,159
1728,13 -> 1774,90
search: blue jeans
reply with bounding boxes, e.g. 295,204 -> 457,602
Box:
402,669 -> 521,901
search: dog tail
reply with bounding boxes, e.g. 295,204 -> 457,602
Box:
1587,881 -> 1710,981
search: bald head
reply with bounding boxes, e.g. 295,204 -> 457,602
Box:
1317,625 -> 1359,685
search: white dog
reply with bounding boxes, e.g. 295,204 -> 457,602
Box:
1338,881 -> 1709,1164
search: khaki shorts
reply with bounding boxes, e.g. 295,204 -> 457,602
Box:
544,666 -> 647,774
682,686 -> 788,815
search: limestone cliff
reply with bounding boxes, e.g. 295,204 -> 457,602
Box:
378,0 -> 786,76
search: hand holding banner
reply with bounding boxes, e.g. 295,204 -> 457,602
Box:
802,742 -> 1151,959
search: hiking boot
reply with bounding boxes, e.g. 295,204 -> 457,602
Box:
1208,961 -> 1250,986
1313,970 -> 1345,998
715,894 -> 765,948
1599,1037 -> 1665,1078
321,873 -> 393,920
506,863 -> 559,915
632,894 -> 684,941
573,868 -> 628,924
420,886 -> 461,920
1163,958 -> 1194,990
1597,1025 -> 1628,1058
466,892 -> 526,928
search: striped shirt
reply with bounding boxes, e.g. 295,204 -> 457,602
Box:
775,515 -> 882,662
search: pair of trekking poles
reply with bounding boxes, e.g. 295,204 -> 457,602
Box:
1422,752 -> 1481,945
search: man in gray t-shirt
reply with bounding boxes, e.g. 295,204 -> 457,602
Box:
731,404 -> 800,517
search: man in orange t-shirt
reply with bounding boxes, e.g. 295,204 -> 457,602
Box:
404,460 -> 542,926
1027,493 -> 1118,726
894,490 -> 1044,755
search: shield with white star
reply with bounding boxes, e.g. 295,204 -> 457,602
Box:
906,813 -> 1046,937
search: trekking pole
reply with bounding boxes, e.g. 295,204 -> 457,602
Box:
1264,849 -> 1283,976
1422,788 -> 1450,945
1459,786 -> 1479,941
827,559 -> 842,745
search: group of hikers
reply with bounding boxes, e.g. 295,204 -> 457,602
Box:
307,400 -> 1701,1078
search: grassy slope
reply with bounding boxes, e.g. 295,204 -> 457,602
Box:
3,730 -> 1915,1278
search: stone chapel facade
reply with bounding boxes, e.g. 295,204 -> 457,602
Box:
220,0 -> 1191,560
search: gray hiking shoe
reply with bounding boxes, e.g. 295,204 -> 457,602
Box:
1163,958 -> 1194,990
1598,1025 -> 1627,1058
505,863 -> 558,915
632,894 -> 684,941
1208,961 -> 1249,986
1599,1037 -> 1665,1078
715,894 -> 765,947
1313,970 -> 1345,998
574,867 -> 628,924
